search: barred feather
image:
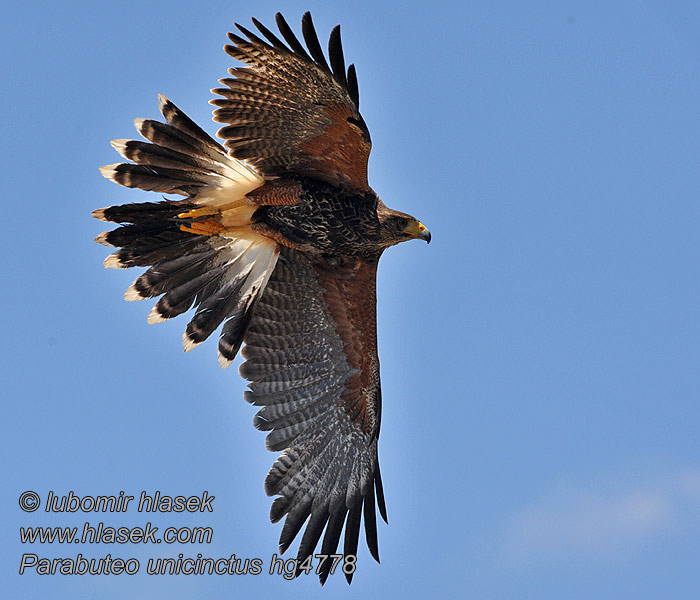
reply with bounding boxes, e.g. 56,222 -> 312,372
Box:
242,249 -> 386,582
95,96 -> 276,364
213,11 -> 371,190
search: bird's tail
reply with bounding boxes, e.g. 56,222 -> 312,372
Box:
94,95 -> 278,367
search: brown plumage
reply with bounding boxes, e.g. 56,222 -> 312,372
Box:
93,12 -> 430,584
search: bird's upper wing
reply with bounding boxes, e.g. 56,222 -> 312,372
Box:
211,12 -> 372,191
241,247 -> 386,583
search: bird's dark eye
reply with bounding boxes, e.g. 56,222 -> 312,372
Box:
398,218 -> 408,229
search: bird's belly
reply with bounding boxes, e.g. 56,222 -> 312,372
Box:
258,195 -> 378,256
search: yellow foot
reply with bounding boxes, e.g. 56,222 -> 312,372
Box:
179,218 -> 225,236
177,197 -> 249,220
177,206 -> 219,220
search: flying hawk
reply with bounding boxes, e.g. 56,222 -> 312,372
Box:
94,12 -> 430,584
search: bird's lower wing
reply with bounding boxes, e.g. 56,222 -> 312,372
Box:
241,247 -> 387,584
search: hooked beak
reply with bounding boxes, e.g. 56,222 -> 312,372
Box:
403,220 -> 431,244
419,223 -> 432,244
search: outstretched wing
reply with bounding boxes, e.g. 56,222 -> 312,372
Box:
211,11 -> 372,191
241,248 -> 387,584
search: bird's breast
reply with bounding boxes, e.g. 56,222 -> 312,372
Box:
256,179 -> 380,256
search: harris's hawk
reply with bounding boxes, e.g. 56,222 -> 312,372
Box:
93,12 -> 430,584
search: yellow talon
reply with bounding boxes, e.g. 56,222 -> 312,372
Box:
177,206 -> 219,220
179,218 -> 225,236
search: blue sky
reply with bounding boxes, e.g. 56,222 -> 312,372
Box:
3,0 -> 700,598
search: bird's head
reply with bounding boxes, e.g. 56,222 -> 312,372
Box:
377,205 -> 431,247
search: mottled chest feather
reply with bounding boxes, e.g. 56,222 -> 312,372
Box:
255,178 -> 382,256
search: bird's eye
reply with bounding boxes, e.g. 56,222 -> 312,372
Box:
398,218 -> 408,229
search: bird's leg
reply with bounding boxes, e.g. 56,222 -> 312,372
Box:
179,218 -> 226,236
176,197 -> 249,221
177,198 -> 252,236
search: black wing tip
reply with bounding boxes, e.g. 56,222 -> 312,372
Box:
329,24 -> 342,42
274,12 -> 311,59
226,31 -> 247,46
269,491 -> 383,584
300,11 -> 330,72
328,24 -> 348,88
347,64 -> 359,107
363,487 -> 381,563
251,16 -> 289,52
224,12 -> 360,109
375,467 -> 388,523
235,22 -> 270,48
